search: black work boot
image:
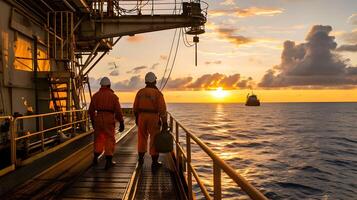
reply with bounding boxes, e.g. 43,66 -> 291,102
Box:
151,155 -> 162,169
138,152 -> 145,165
105,155 -> 116,170
93,152 -> 100,165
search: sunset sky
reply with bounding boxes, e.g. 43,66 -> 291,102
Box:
89,0 -> 357,103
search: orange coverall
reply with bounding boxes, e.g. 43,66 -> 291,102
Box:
89,87 -> 123,156
133,86 -> 167,156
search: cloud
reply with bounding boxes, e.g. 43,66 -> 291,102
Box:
340,29 -> 357,43
112,75 -> 144,91
205,60 -> 222,65
126,65 -> 147,74
151,63 -> 160,69
164,77 -> 193,89
216,28 -> 254,46
90,73 -> 254,91
259,25 -> 357,88
109,70 -> 120,76
160,55 -> 168,60
210,7 -> 284,18
220,0 -> 235,6
348,13 -> 357,25
186,73 -> 254,90
126,35 -> 145,43
336,44 -> 357,52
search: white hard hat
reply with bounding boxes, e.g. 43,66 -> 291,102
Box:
100,77 -> 111,86
145,72 -> 157,83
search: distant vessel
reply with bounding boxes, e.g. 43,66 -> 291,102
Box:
246,93 -> 261,106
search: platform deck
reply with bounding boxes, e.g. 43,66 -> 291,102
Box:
60,128 -> 181,200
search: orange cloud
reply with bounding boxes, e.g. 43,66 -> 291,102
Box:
126,35 -> 145,43
216,28 -> 254,46
210,7 -> 284,18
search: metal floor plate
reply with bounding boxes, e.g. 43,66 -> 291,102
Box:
134,154 -> 180,200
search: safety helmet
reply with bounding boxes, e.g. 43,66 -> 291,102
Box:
100,77 -> 111,86
145,72 -> 157,83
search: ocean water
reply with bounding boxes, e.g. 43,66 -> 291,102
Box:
167,103 -> 357,200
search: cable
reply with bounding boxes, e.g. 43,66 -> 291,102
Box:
161,28 -> 181,91
159,28 -> 178,89
182,28 -> 194,47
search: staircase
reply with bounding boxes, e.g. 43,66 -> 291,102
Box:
48,72 -> 72,112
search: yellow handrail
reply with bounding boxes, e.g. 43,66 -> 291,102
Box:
168,112 -> 268,200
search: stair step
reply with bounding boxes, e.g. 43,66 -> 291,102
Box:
38,71 -> 72,79
51,80 -> 69,84
52,88 -> 68,92
54,97 -> 68,101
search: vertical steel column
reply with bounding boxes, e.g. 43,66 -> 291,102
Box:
33,36 -> 39,131
213,162 -> 222,200
54,12 -> 57,60
186,133 -> 193,200
60,12 -> 63,59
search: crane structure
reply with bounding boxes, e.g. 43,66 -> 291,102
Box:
0,0 -> 207,116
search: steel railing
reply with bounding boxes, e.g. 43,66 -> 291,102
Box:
0,110 -> 90,177
90,0 -> 208,17
168,112 -> 268,200
0,116 -> 14,177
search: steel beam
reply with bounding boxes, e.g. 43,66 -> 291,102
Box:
79,15 -> 205,40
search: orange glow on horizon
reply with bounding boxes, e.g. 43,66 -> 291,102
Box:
94,89 -> 357,104
210,87 -> 229,99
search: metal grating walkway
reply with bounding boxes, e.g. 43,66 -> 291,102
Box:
134,154 -> 180,200
60,128 -> 138,199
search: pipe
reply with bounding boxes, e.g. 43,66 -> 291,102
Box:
63,0 -> 76,12
40,0 -> 54,12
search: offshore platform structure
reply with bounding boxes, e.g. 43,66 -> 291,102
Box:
0,1 -> 270,199
0,0 -> 206,183
0,0 -> 206,115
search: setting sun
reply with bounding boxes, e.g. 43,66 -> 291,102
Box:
211,87 -> 229,99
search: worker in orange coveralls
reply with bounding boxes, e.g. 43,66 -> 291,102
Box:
133,72 -> 168,168
89,77 -> 125,170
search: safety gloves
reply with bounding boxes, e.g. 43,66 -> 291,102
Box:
119,120 -> 125,132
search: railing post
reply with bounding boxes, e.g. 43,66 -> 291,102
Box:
175,121 -> 180,171
73,111 -> 77,136
60,112 -> 63,133
85,110 -> 89,131
186,132 -> 193,200
10,119 -> 17,166
213,161 -> 222,200
39,117 -> 44,151
169,115 -> 173,131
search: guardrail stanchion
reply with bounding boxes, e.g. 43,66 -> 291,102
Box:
40,116 -> 44,151
175,120 -> 180,171
186,132 -> 193,200
213,161 -> 222,200
10,118 -> 17,167
169,115 -> 173,130
60,112 -> 63,133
